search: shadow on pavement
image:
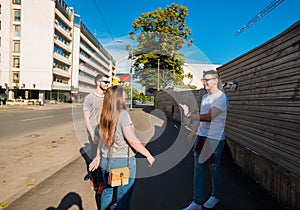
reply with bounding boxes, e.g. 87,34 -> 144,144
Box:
130,107 -> 282,210
46,192 -> 83,210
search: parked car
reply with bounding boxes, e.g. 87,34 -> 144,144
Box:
0,93 -> 8,105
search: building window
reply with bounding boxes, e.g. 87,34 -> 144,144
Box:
53,59 -> 68,71
12,0 -> 21,4
56,19 -> 69,33
13,57 -> 20,68
54,34 -> 69,45
13,25 -> 21,37
14,10 -> 21,22
13,41 -> 20,52
54,45 -> 67,58
13,72 -> 19,83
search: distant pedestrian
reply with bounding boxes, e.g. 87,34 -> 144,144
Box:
89,85 -> 155,210
183,70 -> 228,210
83,72 -> 110,205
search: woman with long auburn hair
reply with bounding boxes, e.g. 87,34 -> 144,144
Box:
89,86 -> 155,210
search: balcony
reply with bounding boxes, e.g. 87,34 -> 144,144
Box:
78,85 -> 93,94
78,75 -> 94,86
55,8 -> 73,29
53,52 -> 71,65
53,67 -> 71,78
52,81 -> 71,90
79,54 -> 99,71
79,65 -> 98,78
55,23 -> 72,41
54,38 -> 72,53
80,43 -> 110,71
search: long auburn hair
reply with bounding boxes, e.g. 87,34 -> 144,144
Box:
100,86 -> 127,147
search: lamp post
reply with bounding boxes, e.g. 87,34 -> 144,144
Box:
129,51 -> 133,109
157,58 -> 160,91
117,40 -> 133,109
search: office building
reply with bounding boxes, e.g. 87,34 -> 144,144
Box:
0,0 -> 116,102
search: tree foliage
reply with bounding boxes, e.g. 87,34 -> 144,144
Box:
128,3 -> 193,89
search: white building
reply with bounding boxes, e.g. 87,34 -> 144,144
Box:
183,63 -> 221,89
0,0 -> 116,102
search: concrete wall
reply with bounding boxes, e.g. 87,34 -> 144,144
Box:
155,88 -> 206,127
20,0 -> 55,90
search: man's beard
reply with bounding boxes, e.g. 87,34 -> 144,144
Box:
99,85 -> 107,92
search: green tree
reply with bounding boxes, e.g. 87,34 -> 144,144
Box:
123,85 -> 140,101
128,3 -> 193,89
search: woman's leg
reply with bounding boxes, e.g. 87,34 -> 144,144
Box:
116,157 -> 136,210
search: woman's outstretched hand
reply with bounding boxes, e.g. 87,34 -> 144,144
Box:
147,156 -> 155,167
89,156 -> 100,172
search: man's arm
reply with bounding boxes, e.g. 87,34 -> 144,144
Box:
191,106 -> 222,122
83,111 -> 95,143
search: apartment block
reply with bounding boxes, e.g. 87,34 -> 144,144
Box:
0,0 -> 116,102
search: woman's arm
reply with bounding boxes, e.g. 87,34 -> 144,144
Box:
122,124 -> 155,166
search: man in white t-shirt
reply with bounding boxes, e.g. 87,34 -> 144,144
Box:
83,73 -> 110,192
183,70 -> 228,210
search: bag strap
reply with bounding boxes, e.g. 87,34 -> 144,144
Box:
108,142 -> 130,171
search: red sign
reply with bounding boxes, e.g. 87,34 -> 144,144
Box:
120,75 -> 130,82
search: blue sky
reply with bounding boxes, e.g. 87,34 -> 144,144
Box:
65,0 -> 299,66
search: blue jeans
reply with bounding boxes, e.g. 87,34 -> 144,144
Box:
193,138 -> 225,205
99,156 -> 136,210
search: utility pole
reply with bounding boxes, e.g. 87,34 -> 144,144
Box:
116,39 -> 134,109
130,49 -> 133,109
157,59 -> 160,91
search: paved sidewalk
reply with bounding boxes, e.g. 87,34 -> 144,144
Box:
2,107 -> 283,210
0,103 -> 75,112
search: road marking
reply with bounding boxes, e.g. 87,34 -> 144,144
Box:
20,116 -> 54,122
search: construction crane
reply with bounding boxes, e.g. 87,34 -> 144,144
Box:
235,0 -> 285,36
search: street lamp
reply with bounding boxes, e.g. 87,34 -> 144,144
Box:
116,40 -> 133,109
157,58 -> 160,91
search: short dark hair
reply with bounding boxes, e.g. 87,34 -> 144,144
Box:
203,70 -> 219,79
203,70 -> 223,90
95,73 -> 109,85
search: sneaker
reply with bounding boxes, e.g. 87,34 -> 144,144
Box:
182,201 -> 202,210
110,203 -> 117,210
203,196 -> 219,209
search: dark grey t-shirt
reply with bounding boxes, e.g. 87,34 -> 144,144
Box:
101,110 -> 136,158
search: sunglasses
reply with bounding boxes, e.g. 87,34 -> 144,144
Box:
201,78 -> 216,83
100,81 -> 110,84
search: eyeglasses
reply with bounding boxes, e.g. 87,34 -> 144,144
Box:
201,78 -> 216,83
100,81 -> 110,84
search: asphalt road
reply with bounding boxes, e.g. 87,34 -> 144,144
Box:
0,106 -> 79,141
0,104 -> 83,204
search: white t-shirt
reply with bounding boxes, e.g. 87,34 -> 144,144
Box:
198,90 -> 228,140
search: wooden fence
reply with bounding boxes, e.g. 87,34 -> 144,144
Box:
217,20 -> 300,210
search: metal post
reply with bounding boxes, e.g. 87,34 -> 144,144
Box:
130,72 -> 133,109
157,59 -> 160,91
130,50 -> 133,109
